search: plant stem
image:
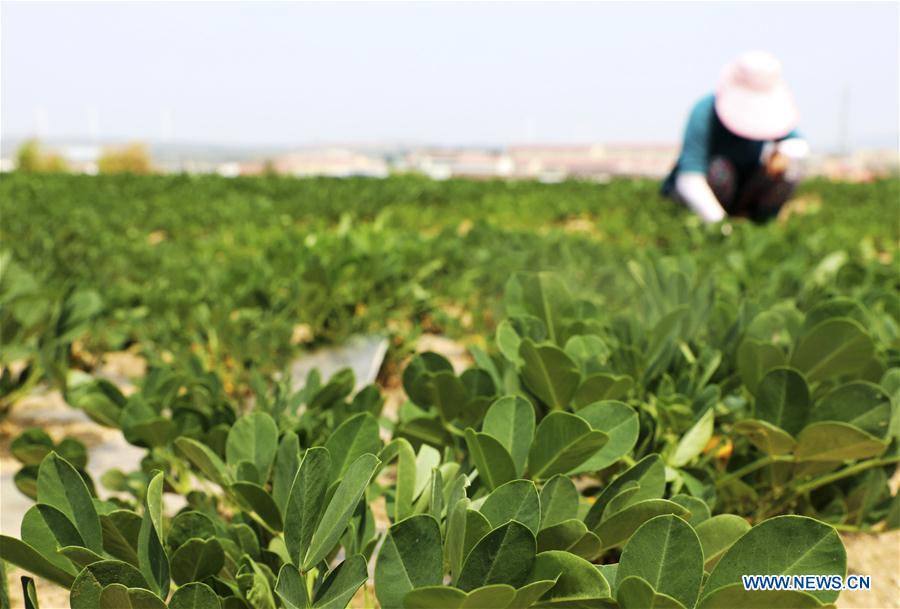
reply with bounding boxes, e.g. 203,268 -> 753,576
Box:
791,455 -> 900,496
715,454 -> 792,487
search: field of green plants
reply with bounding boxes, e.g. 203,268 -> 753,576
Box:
0,172 -> 898,609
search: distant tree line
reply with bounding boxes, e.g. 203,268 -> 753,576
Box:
14,139 -> 154,174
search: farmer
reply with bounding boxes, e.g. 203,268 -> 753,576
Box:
662,51 -> 809,223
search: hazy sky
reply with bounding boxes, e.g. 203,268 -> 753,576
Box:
2,2 -> 898,151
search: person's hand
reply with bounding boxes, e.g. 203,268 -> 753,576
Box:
766,151 -> 788,178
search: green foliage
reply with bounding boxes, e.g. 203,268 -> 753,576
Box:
97,143 -> 154,175
1,174 -> 896,607
15,139 -> 69,173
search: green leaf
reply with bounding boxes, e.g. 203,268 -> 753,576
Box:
702,515 -> 846,604
519,340 -> 581,411
170,537 -> 224,585
19,505 -> 79,574
616,576 -> 687,609
21,576 -> 39,609
303,453 -> 379,570
539,475 -> 579,529
801,298 -> 868,335
697,583 -> 828,609
10,429 -> 55,465
244,558 -> 277,609
584,454 -> 665,529
272,431 -> 301,516
137,471 -> 169,599
77,390 -> 125,428
14,465 -> 38,500
37,452 -> 103,553
733,420 -> 796,456
402,586 -> 466,609
790,318 -> 874,383
456,520 -> 536,591
275,564 -> 310,609
413,444 -> 442,501
0,535 -> 76,588
567,533 -> 603,562
382,438 -> 417,522
226,412 -> 279,482
528,412 -> 608,479
464,428 -> 516,491
593,499 -> 690,551
596,564 -> 617,587
462,510 -> 493,569
483,396 -> 535,476
98,583 -> 167,609
794,422 -> 887,462
375,515 -> 443,609
694,515 -> 751,570
565,335 -> 611,375
574,401 -> 640,472
508,579 -> 559,609
480,480 -> 541,535
403,352 -> 454,407
231,482 -> 284,532
737,339 -> 786,393
616,515 -> 702,609
37,503 -> 86,549
573,374 -> 634,408
175,437 -> 231,488
536,519 -> 589,553
669,408 -> 714,468
754,367 -> 810,436
445,500 -> 477,580
670,494 -> 710,526
121,399 -> 176,448
313,554 -> 369,609
460,585 -> 517,609
526,550 -> 610,602
285,447 -> 331,567
59,545 -> 105,569
403,583 -> 518,609
325,413 -> 383,479
419,370 -> 467,423
69,560 -> 149,609
101,510 -> 142,567
169,582 -> 223,609
506,272 -> 573,344
166,511 -> 215,553
229,522 -> 260,559
809,381 -> 892,439
428,467 -> 445,521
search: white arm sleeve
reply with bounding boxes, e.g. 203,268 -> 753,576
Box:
675,172 -> 727,223
777,138 -> 810,160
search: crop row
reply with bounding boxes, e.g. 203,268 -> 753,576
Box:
3,264 -> 897,607
1,174 -> 896,405
0,173 -> 897,607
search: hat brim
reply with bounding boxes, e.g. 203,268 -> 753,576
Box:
715,69 -> 799,141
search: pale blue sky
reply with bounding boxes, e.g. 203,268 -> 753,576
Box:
2,2 -> 898,151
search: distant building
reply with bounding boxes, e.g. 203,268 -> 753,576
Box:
53,144 -> 101,174
507,144 -> 677,180
807,150 -> 900,182
399,150 -> 513,180
3,137 -> 892,182
241,148 -> 389,178
217,162 -> 242,178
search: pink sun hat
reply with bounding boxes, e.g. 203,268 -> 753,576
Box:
715,51 -> 799,141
